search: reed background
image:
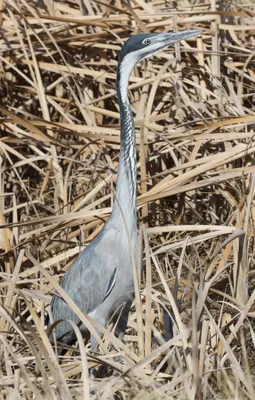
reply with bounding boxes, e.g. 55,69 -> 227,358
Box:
0,0 -> 255,399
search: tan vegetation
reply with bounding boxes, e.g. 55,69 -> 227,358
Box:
0,0 -> 255,398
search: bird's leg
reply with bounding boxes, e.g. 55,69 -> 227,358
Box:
109,300 -> 132,367
90,316 -> 106,351
89,317 -> 107,378
115,302 -> 132,342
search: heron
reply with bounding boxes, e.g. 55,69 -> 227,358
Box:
48,30 -> 202,350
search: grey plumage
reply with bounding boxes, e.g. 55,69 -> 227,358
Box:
49,29 -> 202,349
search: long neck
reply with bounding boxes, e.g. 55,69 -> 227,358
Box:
110,63 -> 137,233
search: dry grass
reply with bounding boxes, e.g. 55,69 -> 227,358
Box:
1,0 -> 255,398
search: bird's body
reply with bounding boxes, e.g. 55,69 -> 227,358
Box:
49,29 -> 202,349
51,216 -> 138,347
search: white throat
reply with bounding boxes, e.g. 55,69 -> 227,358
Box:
119,53 -> 139,103
118,42 -> 162,103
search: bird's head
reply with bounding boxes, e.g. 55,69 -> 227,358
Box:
117,30 -> 202,103
119,30 -> 202,65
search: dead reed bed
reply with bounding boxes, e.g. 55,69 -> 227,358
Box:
0,0 -> 255,398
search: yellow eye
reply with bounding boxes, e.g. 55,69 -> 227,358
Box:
143,38 -> 151,45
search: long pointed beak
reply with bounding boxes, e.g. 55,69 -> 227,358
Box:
162,29 -> 203,46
